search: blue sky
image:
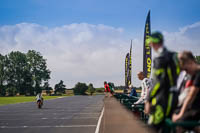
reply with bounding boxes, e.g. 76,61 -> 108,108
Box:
1,0 -> 200,32
0,0 -> 200,87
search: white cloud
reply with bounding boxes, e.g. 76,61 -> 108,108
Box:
163,21 -> 200,55
0,23 -> 132,88
0,22 -> 199,88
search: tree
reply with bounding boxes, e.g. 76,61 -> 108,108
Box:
23,70 -> 33,96
43,82 -> 53,96
0,54 -> 7,96
73,82 -> 88,95
88,83 -> 95,95
195,55 -> 200,64
26,50 -> 51,95
6,87 -> 17,96
0,50 -> 51,96
6,51 -> 27,95
95,88 -> 104,93
54,80 -> 66,94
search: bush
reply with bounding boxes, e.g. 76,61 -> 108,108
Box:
0,87 -> 6,96
54,80 -> 66,94
73,82 -> 88,95
6,87 -> 17,96
50,93 -> 62,96
88,83 -> 95,95
95,88 -> 104,93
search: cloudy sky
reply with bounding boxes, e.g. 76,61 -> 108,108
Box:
0,0 -> 200,88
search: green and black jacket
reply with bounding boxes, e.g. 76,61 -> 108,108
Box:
148,47 -> 180,124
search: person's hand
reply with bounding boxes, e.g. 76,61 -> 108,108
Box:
172,113 -> 182,122
144,101 -> 150,114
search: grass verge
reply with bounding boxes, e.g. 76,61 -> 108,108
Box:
0,95 -> 68,106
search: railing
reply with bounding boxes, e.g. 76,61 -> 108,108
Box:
113,93 -> 200,133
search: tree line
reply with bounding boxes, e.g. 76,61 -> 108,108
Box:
0,50 -> 51,96
73,82 -> 96,95
195,56 -> 200,64
4,50 -> 197,96
0,50 -> 99,96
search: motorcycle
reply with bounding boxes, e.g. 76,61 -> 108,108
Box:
37,99 -> 43,109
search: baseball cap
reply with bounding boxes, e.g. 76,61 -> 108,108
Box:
146,31 -> 163,44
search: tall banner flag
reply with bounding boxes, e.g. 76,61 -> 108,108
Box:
128,41 -> 132,86
125,53 -> 129,87
143,10 -> 152,78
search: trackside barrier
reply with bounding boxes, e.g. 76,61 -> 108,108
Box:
131,104 -> 149,122
113,93 -> 121,99
114,94 -> 148,122
120,95 -> 138,110
164,118 -> 200,133
114,94 -> 200,132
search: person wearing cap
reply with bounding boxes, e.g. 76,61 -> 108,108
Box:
129,84 -> 137,97
144,31 -> 180,130
132,72 -> 152,106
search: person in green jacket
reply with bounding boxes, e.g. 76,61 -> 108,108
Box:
145,31 -> 180,131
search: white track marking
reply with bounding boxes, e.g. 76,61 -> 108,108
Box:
0,112 -> 100,116
0,125 -> 96,129
95,107 -> 104,133
0,117 -> 99,121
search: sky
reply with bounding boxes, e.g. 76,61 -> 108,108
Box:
0,0 -> 200,88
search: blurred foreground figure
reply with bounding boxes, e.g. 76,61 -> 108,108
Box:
172,51 -> 200,132
145,31 -> 180,131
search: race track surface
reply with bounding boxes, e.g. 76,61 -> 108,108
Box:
0,95 -> 104,133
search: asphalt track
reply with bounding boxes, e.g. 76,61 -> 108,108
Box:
0,95 -> 104,133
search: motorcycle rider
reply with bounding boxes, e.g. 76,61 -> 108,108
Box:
36,93 -> 44,105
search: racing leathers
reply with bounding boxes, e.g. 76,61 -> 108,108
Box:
147,47 -> 180,127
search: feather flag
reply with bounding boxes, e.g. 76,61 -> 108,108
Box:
143,10 -> 152,78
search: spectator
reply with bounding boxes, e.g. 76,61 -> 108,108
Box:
104,81 -> 111,97
144,31 -> 180,131
176,71 -> 191,108
172,51 -> 200,125
108,82 -> 115,95
129,85 -> 137,97
133,72 -> 152,105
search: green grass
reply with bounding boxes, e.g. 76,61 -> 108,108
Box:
0,95 -> 68,106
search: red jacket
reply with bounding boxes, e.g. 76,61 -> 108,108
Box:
104,84 -> 111,92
